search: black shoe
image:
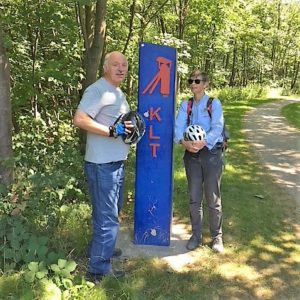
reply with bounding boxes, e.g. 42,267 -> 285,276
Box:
86,269 -> 125,283
113,248 -> 122,258
186,235 -> 201,251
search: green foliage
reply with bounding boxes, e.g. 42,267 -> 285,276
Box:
0,273 -> 35,300
24,261 -> 48,283
177,84 -> 268,106
0,216 -> 64,272
23,258 -> 95,300
2,0 -> 83,119
54,203 -> 91,256
153,34 -> 191,77
2,116 -> 88,228
0,113 -> 96,297
1,0 -> 300,296
77,0 -> 96,5
50,259 -> 77,279
1,87 -> 300,300
37,279 -> 62,300
282,102 -> 300,130
212,84 -> 268,103
1,0 -> 299,123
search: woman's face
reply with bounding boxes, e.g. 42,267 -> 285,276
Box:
188,76 -> 208,95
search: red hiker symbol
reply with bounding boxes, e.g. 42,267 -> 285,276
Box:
142,57 -> 172,96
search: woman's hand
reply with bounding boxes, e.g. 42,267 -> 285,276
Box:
192,140 -> 207,150
181,139 -> 206,153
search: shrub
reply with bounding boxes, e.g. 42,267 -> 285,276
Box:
2,116 -> 88,229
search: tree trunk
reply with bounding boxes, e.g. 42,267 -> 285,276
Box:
242,42 -> 248,86
0,31 -> 13,186
27,0 -> 42,118
178,0 -> 189,40
291,60 -> 299,90
137,0 -> 169,41
159,16 -> 166,35
204,24 -> 216,74
224,53 -> 230,70
123,0 -> 136,54
271,0 -> 282,81
123,0 -> 136,98
78,0 -> 107,91
76,0 -> 107,153
229,40 -> 237,87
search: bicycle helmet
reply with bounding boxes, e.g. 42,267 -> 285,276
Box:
184,125 -> 206,141
121,111 -> 146,144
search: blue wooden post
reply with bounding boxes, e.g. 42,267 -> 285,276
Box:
134,42 -> 177,246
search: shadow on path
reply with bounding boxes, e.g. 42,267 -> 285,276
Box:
243,98 -> 300,209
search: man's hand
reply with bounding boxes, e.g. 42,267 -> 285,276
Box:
109,123 -> 125,137
123,121 -> 134,134
109,121 -> 134,138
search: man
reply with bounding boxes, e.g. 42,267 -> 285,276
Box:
174,69 -> 224,253
73,51 -> 133,282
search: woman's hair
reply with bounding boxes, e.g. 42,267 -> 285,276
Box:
189,69 -> 209,82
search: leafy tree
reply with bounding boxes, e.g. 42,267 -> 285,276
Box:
2,0 -> 83,124
0,0 -> 299,133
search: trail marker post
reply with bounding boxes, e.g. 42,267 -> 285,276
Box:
134,42 -> 177,246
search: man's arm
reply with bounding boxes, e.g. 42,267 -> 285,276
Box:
73,110 -> 110,136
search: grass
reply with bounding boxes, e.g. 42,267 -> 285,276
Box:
1,96 -> 300,299
282,102 -> 300,130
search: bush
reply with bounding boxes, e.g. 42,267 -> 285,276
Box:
211,84 -> 268,103
2,116 -> 88,229
0,215 -> 64,272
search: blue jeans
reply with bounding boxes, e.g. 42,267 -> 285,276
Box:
84,160 -> 125,274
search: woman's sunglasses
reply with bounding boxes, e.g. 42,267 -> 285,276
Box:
187,79 -> 205,84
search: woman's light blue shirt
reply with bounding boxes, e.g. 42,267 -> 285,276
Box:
174,94 -> 224,150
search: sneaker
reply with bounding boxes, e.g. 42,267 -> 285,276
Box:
113,248 -> 122,258
86,269 -> 125,283
212,237 -> 224,253
186,235 -> 201,251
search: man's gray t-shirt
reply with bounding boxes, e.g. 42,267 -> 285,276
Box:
78,78 -> 130,164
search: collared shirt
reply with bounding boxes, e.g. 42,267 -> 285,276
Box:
174,94 -> 224,150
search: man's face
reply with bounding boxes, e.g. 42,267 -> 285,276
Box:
104,53 -> 128,87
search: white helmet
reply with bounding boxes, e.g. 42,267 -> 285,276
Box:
184,125 -> 206,141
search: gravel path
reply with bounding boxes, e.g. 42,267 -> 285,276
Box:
243,98 -> 300,207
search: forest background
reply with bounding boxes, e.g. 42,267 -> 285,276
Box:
0,0 -> 300,299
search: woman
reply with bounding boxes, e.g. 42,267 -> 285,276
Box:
174,69 -> 224,253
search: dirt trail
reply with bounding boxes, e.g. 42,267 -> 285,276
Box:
243,98 -> 300,208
